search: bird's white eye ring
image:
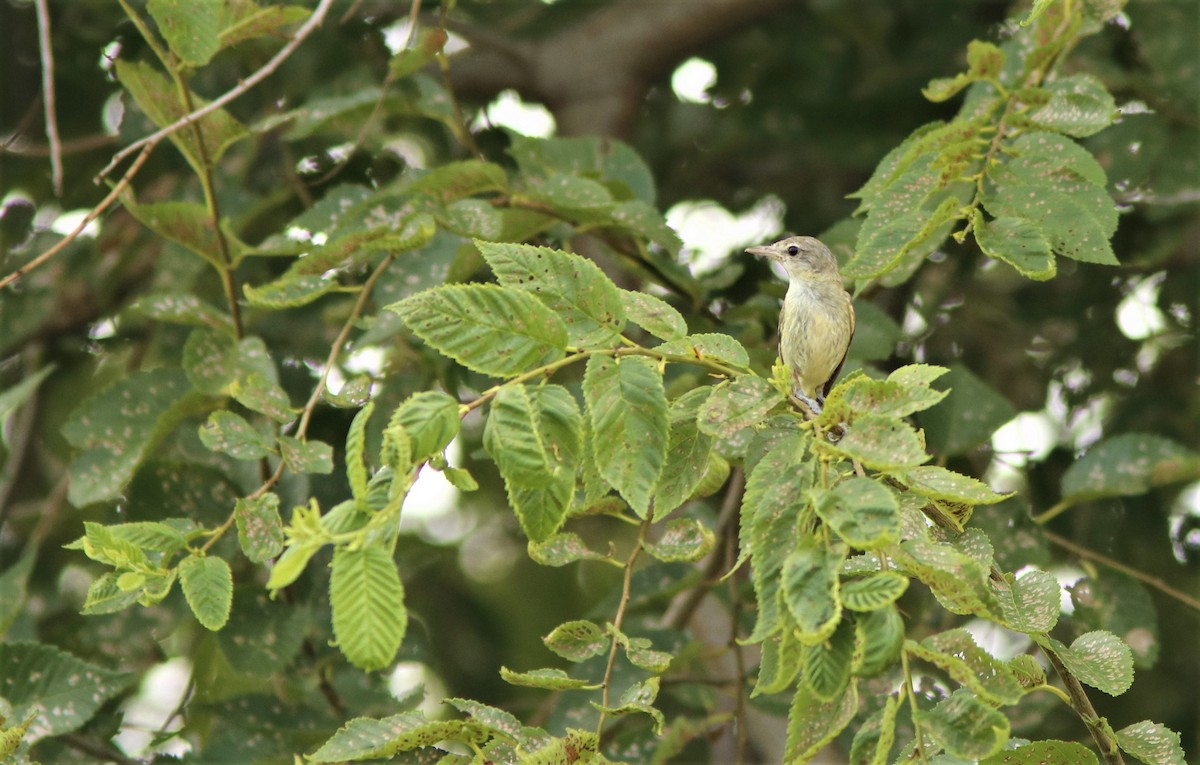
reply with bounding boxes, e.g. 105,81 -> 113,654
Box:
787,245 -> 799,256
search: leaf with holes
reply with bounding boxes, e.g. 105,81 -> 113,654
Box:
620,289 -> 687,340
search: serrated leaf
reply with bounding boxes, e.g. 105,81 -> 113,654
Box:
479,241 -> 626,347
63,368 -> 192,506
652,388 -> 716,515
918,688 -> 1009,760
235,494 -> 284,563
620,290 -> 687,340
615,632 -> 672,674
179,554 -> 233,630
982,181 -> 1118,265
817,413 -> 929,471
524,172 -> 613,212
754,629 -> 803,697
1028,74 -> 1117,137
1041,631 -> 1134,696
841,571 -> 909,611
993,568 -> 1061,633
903,466 -> 1010,504
592,677 -> 665,734
1070,571 -> 1159,668
330,545 -> 407,671
527,532 -> 608,567
909,629 -> 1025,705
784,680 -> 859,763
657,333 -> 751,370
973,210 -> 1056,280
583,355 -> 668,518
278,436 -> 334,475
387,390 -> 461,464
982,740 -> 1099,764
243,271 -> 338,308
230,372 -> 293,422
217,591 -> 307,677
697,375 -> 783,438
216,2 -> 309,50
848,694 -> 901,765
543,620 -> 607,662
499,667 -> 597,690
817,477 -> 900,549
115,60 -> 247,176
643,517 -> 714,563
802,618 -> 855,700
199,410 -> 272,460
1062,433 -> 1198,501
918,364 -> 1017,456
782,542 -> 845,643
308,712 -> 483,761
389,284 -> 567,377
894,537 -> 997,616
821,374 -> 946,420
445,698 -> 522,739
122,195 -> 231,266
855,604 -> 905,678
1114,720 -> 1186,765
0,642 -> 135,743
1009,131 -> 1109,188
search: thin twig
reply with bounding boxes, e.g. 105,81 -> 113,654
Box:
596,516 -> 652,742
1042,528 -> 1200,612
94,0 -> 337,182
1042,646 -> 1126,765
0,139 -> 159,290
34,0 -> 62,195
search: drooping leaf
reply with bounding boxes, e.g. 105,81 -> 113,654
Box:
148,0 -> 222,66
854,604 -> 905,678
908,629 -> 1025,705
783,680 -> 859,763
802,618 -> 855,700
583,355 -> 669,518
179,554 -> 233,630
498,667 -> 597,690
387,390 -> 461,464
973,210 -> 1056,280
389,284 -> 568,377
329,545 -> 407,672
217,590 -> 308,677
917,688 -> 1009,760
918,364 -> 1018,456
651,388 -> 716,515
992,568 -> 1061,634
902,466 -> 1011,504
781,542 -> 845,643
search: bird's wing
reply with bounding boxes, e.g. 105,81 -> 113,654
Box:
821,296 -> 856,400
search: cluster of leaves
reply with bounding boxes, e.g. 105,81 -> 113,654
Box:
1,1 -> 1197,764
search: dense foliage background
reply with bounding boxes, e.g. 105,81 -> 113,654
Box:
1,0 -> 1197,763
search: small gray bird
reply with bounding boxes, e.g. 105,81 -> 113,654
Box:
745,236 -> 855,414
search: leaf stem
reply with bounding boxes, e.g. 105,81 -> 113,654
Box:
596,515 -> 652,743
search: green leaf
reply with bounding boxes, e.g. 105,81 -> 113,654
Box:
543,620 -> 607,662
389,284 -> 568,377
1061,433 -> 1199,501
841,571 -> 909,612
782,542 -> 845,643
620,289 -> 687,340
982,181 -> 1118,265
243,271 -> 338,308
848,301 -> 902,362
1009,130 -> 1109,189
479,241 -> 626,347
216,3 -> 309,50
527,532 -> 609,567
235,494 -> 284,563
445,698 -> 522,739
973,210 -> 1056,280
121,197 -> 238,267
854,605 -> 905,678
784,680 -> 859,763
62,368 -> 192,506
1070,571 -> 1159,668
1028,74 -> 1118,137
902,466 -> 1010,504
697,375 -> 783,438
652,388 -> 716,515
115,60 -> 247,176
0,545 -> 37,635
583,355 -> 669,518
278,436 -> 334,475
1040,631 -> 1134,696
330,545 -> 407,671
981,740 -> 1099,764
199,410 -> 272,460
230,372 -> 293,422
754,629 -> 802,697
802,618 -> 855,700
918,364 -> 1018,456
0,364 -> 54,421
894,537 -> 997,616
308,712 -> 484,761
643,518 -> 715,563
388,26 -> 446,79
593,678 -> 665,735
179,554 -> 233,630
387,390 -> 461,464
499,667 -> 597,690
908,629 -> 1025,705
917,688 -> 1009,760
81,572 -> 141,615
657,333 -> 751,369
848,694 -> 901,765
822,374 -> 947,421
0,642 -> 135,741
148,0 -> 221,66
993,568 -> 1061,633
817,477 -> 900,549
817,414 -> 929,471
345,402 -> 373,502
217,591 -> 307,677
1114,720 -> 1187,765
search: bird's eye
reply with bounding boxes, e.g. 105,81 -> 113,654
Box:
787,245 -> 799,256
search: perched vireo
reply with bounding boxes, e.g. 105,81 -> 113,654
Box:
745,236 -> 855,414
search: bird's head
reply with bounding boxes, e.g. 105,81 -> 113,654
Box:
745,236 -> 840,281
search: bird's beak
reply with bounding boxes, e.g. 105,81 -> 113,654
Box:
745,245 -> 775,260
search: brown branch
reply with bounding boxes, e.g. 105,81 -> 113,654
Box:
1042,646 -> 1126,765
0,139 -> 160,291
95,0 -> 338,181
1042,528 -> 1200,613
597,515 -> 653,741
34,0 -> 63,195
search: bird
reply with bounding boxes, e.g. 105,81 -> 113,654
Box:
745,236 -> 855,415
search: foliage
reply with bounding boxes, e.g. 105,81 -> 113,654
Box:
0,0 -> 1196,763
